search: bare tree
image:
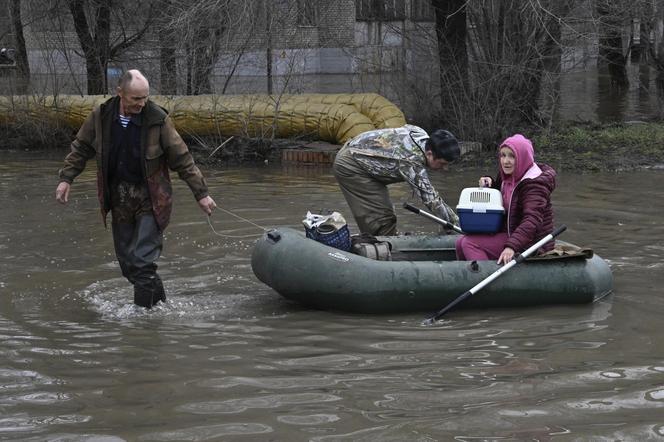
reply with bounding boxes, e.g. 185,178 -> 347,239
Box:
191,25 -> 224,94
10,0 -> 31,93
157,0 -> 178,94
68,0 -> 109,94
162,0 -> 252,95
432,0 -> 467,129
426,1 -> 578,142
68,0 -> 155,94
432,0 -> 467,86
159,0 -> 298,96
637,0 -> 664,93
595,0 -> 630,89
265,0 -> 273,95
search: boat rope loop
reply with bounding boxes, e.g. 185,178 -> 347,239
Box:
206,206 -> 267,238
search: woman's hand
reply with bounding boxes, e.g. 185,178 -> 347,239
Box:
497,247 -> 515,265
479,177 -> 492,188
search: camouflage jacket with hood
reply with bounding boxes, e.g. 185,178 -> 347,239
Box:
58,95 -> 209,232
344,124 -> 459,225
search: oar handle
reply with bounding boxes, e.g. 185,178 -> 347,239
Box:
551,225 -> 567,238
403,202 -> 422,214
402,202 -> 464,234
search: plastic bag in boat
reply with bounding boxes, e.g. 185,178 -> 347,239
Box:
302,211 -> 351,251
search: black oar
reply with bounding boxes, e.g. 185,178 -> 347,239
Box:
403,202 -> 464,234
422,225 -> 567,325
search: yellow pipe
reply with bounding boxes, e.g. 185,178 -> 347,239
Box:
0,93 -> 406,145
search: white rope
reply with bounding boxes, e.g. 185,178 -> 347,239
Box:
205,206 -> 267,239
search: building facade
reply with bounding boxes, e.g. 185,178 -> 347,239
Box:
1,0 -> 443,121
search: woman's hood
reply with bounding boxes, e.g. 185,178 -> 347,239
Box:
499,134 -> 535,182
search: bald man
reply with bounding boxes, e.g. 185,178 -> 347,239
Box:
56,69 -> 216,308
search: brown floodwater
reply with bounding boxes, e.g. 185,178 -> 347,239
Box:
1,149 -> 663,440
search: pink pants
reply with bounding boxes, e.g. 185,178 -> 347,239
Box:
455,232 -> 509,261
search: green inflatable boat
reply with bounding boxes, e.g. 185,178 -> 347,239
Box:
251,227 -> 613,314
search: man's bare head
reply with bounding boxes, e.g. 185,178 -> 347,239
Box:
118,69 -> 149,91
117,69 -> 149,115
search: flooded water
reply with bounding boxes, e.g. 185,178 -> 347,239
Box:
559,68 -> 662,123
1,149 -> 664,441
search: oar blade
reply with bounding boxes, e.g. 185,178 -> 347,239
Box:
422,290 -> 473,326
421,317 -> 437,326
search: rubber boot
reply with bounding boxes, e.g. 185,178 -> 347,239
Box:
153,275 -> 166,304
134,275 -> 166,308
134,283 -> 155,309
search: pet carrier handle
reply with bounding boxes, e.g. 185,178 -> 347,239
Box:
403,203 -> 464,234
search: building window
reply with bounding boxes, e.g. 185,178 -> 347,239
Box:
297,0 -> 317,26
356,0 -> 406,21
411,0 -> 435,22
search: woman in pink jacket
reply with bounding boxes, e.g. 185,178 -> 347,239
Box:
456,134 -> 557,264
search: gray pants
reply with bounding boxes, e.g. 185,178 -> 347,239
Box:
111,182 -> 165,308
333,148 -> 398,236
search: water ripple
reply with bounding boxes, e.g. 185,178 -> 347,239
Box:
198,375 -> 338,390
140,423 -> 273,441
27,435 -> 125,442
0,369 -> 57,390
177,392 -> 343,415
0,391 -> 71,406
0,413 -> 91,433
277,414 -> 341,425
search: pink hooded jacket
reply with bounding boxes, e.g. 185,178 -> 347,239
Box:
496,134 -> 557,253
